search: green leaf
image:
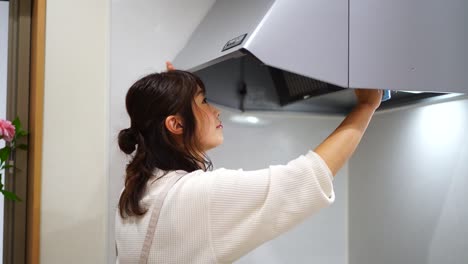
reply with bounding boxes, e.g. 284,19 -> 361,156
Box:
0,147 -> 11,161
11,118 -> 29,140
12,117 -> 21,131
17,144 -> 28,150
1,190 -> 22,202
17,130 -> 29,137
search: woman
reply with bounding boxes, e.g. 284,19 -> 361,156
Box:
115,62 -> 382,263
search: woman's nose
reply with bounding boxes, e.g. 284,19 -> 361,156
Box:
213,106 -> 221,118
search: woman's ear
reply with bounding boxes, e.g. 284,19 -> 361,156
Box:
165,115 -> 184,135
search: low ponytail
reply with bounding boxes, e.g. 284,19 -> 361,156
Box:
118,128 -> 153,217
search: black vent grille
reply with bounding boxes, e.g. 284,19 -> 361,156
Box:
269,67 -> 344,106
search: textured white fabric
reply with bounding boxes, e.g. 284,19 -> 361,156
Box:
115,151 -> 335,264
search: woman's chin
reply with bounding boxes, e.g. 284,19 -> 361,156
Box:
204,138 -> 224,151
217,136 -> 224,146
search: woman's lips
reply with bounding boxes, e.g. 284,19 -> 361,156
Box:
216,123 -> 223,129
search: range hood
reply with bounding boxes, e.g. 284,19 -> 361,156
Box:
174,0 -> 467,115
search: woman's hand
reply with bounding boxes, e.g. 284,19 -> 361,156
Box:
354,89 -> 383,110
166,61 -> 175,71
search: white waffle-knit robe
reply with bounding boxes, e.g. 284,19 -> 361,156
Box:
115,151 -> 335,263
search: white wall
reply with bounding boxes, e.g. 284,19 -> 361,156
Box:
0,2 -> 8,117
349,97 -> 468,264
209,109 -> 348,264
41,0 -> 109,263
0,1 -> 10,261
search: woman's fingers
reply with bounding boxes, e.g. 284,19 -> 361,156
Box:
166,61 -> 175,71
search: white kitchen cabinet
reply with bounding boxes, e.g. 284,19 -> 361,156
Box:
349,0 -> 468,93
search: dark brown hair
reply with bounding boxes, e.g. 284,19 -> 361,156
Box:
117,70 -> 212,218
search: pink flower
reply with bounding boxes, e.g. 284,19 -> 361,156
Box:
0,119 -> 16,142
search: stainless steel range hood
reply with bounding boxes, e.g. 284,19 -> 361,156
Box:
174,0 -> 467,114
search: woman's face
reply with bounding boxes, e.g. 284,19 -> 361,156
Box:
193,87 -> 223,152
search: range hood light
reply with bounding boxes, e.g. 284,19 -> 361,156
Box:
230,115 -> 261,125
246,116 -> 259,123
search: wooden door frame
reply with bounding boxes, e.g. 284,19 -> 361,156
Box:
27,0 -> 45,263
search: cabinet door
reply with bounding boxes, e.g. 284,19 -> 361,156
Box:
350,0 -> 468,93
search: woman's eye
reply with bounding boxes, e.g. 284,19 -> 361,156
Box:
202,97 -> 208,104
